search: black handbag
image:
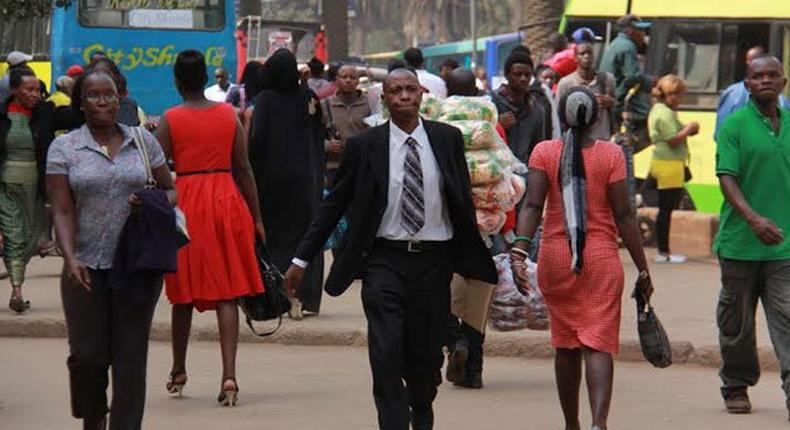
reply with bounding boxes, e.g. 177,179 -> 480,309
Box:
633,284 -> 672,368
684,166 -> 693,183
238,242 -> 292,337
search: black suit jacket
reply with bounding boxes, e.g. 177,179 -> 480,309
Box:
295,119 -> 498,297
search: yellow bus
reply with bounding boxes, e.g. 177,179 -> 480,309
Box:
562,0 -> 790,213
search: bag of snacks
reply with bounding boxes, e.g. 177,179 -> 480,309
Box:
475,209 -> 507,236
471,177 -> 516,211
466,150 -> 506,186
451,120 -> 497,151
438,96 -> 498,123
420,94 -> 442,120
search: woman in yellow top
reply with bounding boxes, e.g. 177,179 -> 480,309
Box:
648,75 -> 700,264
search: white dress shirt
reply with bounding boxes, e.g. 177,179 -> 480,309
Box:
376,118 -> 452,241
416,70 -> 447,99
292,119 -> 452,269
204,83 -> 235,103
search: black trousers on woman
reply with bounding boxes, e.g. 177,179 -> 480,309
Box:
656,188 -> 684,254
62,270 -> 161,430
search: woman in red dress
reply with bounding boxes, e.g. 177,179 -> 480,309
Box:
511,88 -> 653,430
155,50 -> 265,407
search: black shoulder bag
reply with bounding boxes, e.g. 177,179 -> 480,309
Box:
238,242 -> 292,337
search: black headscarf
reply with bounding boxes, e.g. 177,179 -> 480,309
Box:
260,48 -> 299,93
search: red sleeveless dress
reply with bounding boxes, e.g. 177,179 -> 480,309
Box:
163,103 -> 264,311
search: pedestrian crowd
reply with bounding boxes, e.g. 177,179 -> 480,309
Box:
0,11 -> 789,430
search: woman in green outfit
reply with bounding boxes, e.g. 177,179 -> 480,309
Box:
648,74 -> 700,264
0,68 -> 57,312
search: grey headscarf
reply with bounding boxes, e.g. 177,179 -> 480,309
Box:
558,87 -> 599,273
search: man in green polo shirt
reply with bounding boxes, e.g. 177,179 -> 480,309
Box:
715,56 -> 790,419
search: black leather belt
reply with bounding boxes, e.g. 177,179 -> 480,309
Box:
375,238 -> 450,253
177,168 -> 231,177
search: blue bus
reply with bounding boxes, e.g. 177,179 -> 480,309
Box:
363,32 -> 522,88
50,0 -> 237,116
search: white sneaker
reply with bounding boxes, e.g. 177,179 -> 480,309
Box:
654,253 -> 687,264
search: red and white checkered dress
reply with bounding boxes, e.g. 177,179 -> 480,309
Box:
529,140 -> 627,354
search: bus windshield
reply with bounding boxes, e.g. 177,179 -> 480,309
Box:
78,0 -> 224,30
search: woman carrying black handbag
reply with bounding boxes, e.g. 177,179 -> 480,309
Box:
238,242 -> 292,336
511,88 -> 655,430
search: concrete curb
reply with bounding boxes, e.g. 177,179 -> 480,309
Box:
1,316 -> 781,371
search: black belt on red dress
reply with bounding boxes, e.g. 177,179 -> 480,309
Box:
176,168 -> 232,177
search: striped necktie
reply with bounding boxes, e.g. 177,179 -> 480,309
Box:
400,137 -> 425,236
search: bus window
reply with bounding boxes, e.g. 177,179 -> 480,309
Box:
651,22 -> 721,109
721,23 -> 770,85
78,0 -> 224,30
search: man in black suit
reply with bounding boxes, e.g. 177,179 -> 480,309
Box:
283,69 -> 498,430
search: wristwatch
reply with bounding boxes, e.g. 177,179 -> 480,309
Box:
637,270 -> 650,281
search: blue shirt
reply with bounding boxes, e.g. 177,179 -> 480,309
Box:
714,81 -> 790,140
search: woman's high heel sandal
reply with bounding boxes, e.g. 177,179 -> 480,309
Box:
217,378 -> 239,407
166,371 -> 187,397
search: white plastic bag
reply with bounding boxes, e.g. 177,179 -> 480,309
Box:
488,254 -> 549,331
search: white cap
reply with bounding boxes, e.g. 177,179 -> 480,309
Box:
7,51 -> 33,66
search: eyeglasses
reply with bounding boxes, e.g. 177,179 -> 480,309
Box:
83,93 -> 118,103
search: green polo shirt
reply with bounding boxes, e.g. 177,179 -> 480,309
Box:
714,100 -> 790,260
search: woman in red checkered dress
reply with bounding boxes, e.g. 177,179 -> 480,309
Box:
510,87 -> 653,430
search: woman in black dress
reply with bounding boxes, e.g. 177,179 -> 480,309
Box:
249,49 -> 325,318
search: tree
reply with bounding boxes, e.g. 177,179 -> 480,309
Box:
521,0 -> 565,62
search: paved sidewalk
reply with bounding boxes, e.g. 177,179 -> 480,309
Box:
0,249 -> 778,368
2,339 -> 790,429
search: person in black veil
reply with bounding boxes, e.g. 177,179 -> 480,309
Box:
249,48 -> 325,318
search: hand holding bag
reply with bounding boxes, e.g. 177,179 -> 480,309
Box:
632,280 -> 672,368
131,126 -> 190,248
238,242 -> 292,337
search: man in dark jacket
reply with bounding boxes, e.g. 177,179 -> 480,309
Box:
283,69 -> 497,430
491,50 -> 549,165
599,14 -> 654,203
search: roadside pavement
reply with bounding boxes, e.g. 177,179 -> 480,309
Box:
0,249 -> 778,369
1,339 -> 789,429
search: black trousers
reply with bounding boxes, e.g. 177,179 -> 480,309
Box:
656,188 -> 683,254
361,241 -> 453,430
61,270 -> 161,430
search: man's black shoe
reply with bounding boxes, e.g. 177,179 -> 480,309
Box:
724,388 -> 751,414
445,343 -> 468,383
411,407 -> 433,430
453,372 -> 483,389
